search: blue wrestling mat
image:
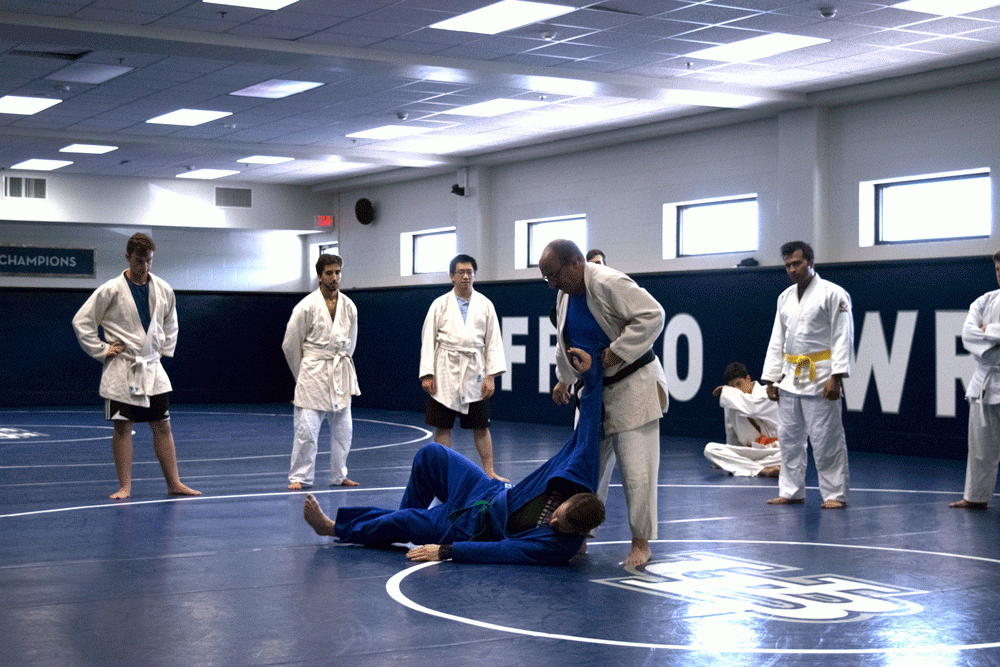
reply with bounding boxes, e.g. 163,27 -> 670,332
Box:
1,405 -> 997,667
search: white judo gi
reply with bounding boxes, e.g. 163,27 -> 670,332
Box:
959,288 -> 1000,504
554,262 -> 668,541
762,273 -> 853,503
72,272 -> 177,408
419,290 -> 506,414
704,383 -> 781,477
282,289 -> 360,486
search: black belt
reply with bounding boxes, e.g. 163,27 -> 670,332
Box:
603,349 -> 655,387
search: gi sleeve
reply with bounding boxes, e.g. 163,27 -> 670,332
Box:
482,299 -> 506,377
761,297 -> 786,384
600,273 -> 664,365
72,286 -> 113,362
281,303 -> 308,379
159,285 -> 178,359
828,286 -> 853,377
449,532 -> 581,565
418,299 -> 441,379
346,299 -> 358,358
963,296 -> 1000,364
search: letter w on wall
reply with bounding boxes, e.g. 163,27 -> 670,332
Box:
843,311 -> 917,414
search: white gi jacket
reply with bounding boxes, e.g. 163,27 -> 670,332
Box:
962,289 -> 1000,404
72,272 -> 177,407
762,273 -> 854,397
719,383 -> 779,448
282,289 -> 360,412
419,290 -> 506,414
554,262 -> 668,436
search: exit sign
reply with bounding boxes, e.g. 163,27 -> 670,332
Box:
317,215 -> 333,227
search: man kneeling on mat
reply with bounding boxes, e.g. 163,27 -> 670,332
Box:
303,346 -> 606,565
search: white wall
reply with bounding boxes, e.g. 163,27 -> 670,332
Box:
3,76 -> 999,293
1,174 -> 334,291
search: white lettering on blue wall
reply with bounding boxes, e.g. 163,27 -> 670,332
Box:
844,311 -> 917,414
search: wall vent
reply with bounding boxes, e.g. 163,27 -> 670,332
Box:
215,187 -> 252,208
4,176 -> 47,199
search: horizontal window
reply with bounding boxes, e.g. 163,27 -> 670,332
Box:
664,195 -> 758,258
876,171 -> 991,244
516,214 -> 587,268
400,227 -> 456,276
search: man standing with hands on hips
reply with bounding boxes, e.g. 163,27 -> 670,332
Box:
762,241 -> 853,509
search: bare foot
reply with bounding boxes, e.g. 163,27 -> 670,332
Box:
767,496 -> 803,505
623,539 -> 652,568
303,494 -> 337,536
110,487 -> 131,500
338,479 -> 359,487
288,481 -> 303,490
820,499 -> 846,509
168,483 -> 201,497
950,499 -> 988,509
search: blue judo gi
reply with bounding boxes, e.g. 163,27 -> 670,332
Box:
334,347 -> 605,565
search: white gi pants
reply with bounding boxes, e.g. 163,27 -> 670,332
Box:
777,394 -> 849,503
963,400 -> 1000,504
704,443 -> 782,477
597,420 -> 660,540
289,406 -> 353,486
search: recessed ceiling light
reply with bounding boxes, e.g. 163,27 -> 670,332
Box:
11,159 -> 73,171
230,79 -> 324,99
430,0 -> 577,35
237,155 -> 294,164
147,109 -> 233,126
892,0 -> 1000,14
203,0 -> 300,10
686,33 -> 830,62
0,95 -> 62,115
443,98 -> 548,117
60,143 -> 118,154
46,63 -> 132,84
346,125 -> 434,140
176,168 -> 241,179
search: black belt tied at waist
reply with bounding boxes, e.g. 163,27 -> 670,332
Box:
603,349 -> 656,387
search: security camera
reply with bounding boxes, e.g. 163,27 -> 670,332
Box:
819,6 -> 836,18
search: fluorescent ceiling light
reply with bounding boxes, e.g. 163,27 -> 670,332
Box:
892,0 -> 1000,13
230,79 -> 324,99
237,155 -> 294,164
686,33 -> 829,62
0,95 -> 62,115
147,109 -> 233,126
176,168 -> 241,180
60,143 -> 118,154
346,125 -> 433,140
430,0 -> 577,35
11,159 -> 73,171
443,98 -> 548,117
203,0 -> 300,10
46,63 -> 132,84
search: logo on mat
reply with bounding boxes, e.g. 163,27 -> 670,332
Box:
593,552 -> 924,623
0,427 -> 48,440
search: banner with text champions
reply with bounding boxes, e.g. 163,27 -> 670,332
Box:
0,246 -> 95,277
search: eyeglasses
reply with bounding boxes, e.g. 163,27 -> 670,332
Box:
542,264 -> 565,284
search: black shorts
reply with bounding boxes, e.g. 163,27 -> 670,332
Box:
106,393 -> 171,423
425,396 -> 490,430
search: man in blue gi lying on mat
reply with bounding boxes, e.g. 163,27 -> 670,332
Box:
303,346 -> 605,565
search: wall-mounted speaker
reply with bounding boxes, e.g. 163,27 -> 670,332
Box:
355,198 -> 375,225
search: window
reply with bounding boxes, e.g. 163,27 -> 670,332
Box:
663,195 -> 758,258
517,215 -> 586,267
400,226 -> 457,275
875,170 -> 991,244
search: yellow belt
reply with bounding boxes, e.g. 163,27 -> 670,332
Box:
785,350 -> 831,382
